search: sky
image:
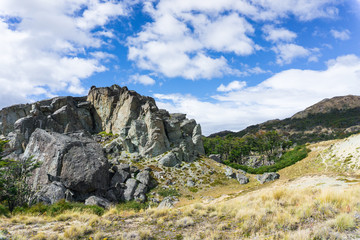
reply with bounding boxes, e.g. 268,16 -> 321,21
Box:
0,0 -> 360,135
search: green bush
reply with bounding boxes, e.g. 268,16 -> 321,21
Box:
0,204 -> 9,217
116,201 -> 147,212
225,145 -> 309,174
158,188 -> 180,197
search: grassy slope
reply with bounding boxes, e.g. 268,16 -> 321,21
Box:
1,136 -> 360,239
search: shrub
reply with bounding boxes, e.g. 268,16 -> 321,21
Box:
0,140 -> 41,212
158,188 -> 180,197
225,145 -> 309,174
116,201 -> 147,212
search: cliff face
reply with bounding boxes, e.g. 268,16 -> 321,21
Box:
0,85 -> 204,205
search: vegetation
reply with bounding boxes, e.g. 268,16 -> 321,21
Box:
209,107 -> 360,144
158,188 -> 181,197
203,130 -> 292,165
225,145 -> 309,174
13,199 -> 104,216
0,140 -> 41,212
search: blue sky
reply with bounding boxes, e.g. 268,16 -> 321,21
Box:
1,0 -> 360,135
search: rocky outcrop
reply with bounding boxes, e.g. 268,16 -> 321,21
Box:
256,172 -> 280,184
0,84 -> 204,205
1,85 -> 204,162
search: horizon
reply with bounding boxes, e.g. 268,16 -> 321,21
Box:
1,0 -> 360,135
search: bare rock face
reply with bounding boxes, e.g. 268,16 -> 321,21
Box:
23,129 -> 110,195
0,84 -> 205,205
87,85 -> 204,162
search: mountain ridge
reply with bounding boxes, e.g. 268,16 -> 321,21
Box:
208,95 -> 360,144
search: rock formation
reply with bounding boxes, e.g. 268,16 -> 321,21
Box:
0,85 -> 205,205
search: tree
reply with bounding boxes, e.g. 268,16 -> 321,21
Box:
0,140 -> 40,212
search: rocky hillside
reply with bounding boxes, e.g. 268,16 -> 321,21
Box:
209,95 -> 360,144
0,85 -> 204,206
2,133 -> 360,239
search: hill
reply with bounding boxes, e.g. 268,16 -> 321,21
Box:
209,95 -> 360,144
1,133 -> 360,239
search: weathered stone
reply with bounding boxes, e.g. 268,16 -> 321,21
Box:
256,172 -> 280,184
159,152 -> 181,167
36,181 -> 66,205
117,163 -> 130,172
133,183 -> 148,202
158,196 -> 178,209
224,167 -> 236,179
236,173 -> 249,185
23,129 -> 110,193
111,170 -> 130,187
187,180 -> 195,187
85,196 -> 111,209
136,170 -> 151,186
209,154 -> 222,163
123,179 -> 139,201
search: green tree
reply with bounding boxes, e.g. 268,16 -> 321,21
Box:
0,140 -> 40,212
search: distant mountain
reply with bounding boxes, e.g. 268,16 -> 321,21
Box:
208,95 -> 360,144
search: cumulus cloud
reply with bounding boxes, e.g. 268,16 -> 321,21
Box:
272,43 -> 312,65
217,81 -> 247,92
262,25 -> 297,42
128,0 -> 340,80
0,0 -> 130,108
330,29 -> 351,40
129,74 -> 156,85
155,55 -> 360,135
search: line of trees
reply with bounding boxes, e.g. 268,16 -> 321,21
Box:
203,130 -> 292,165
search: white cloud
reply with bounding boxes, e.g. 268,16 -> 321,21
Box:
217,81 -> 247,92
127,11 -> 253,80
262,25 -> 297,42
330,29 -> 351,40
128,0 -> 340,80
272,43 -> 311,65
155,54 -> 360,135
0,0 -> 130,108
130,74 -> 156,85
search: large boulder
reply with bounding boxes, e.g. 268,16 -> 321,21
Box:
23,129 -> 110,195
256,172 -> 280,184
159,152 -> 181,167
35,181 -> 67,205
236,173 -> 249,185
85,196 -> 111,209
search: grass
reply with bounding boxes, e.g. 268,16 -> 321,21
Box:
13,199 -> 104,216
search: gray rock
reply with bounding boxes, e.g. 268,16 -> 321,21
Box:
117,163 -> 130,172
256,172 -> 280,184
111,170 -> 130,186
133,183 -> 148,202
236,173 -> 249,185
187,180 -> 195,187
159,152 -> 181,167
105,189 -> 118,202
158,196 -> 178,209
36,181 -> 66,204
85,196 -> 111,209
224,167 -> 236,179
130,165 -> 140,174
23,129 -> 110,194
136,170 -> 151,186
123,178 -> 139,201
209,154 -> 222,163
